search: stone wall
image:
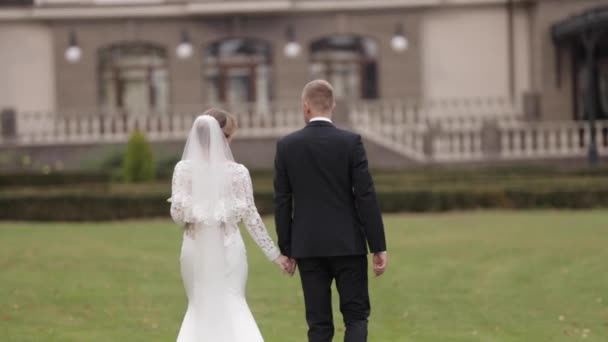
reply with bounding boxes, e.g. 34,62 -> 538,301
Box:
0,22 -> 56,112
51,10 -> 423,113
420,3 -> 532,103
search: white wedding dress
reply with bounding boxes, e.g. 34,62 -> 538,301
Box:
169,117 -> 280,342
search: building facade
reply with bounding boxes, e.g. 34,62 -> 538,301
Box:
1,0 -> 607,168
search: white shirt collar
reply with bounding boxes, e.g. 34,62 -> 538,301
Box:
309,116 -> 333,123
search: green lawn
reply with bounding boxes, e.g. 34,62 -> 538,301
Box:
1,211 -> 607,341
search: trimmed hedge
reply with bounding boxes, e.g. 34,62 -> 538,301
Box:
1,188 -> 607,221
0,193 -> 168,221
0,172 -> 110,188
377,189 -> 608,212
2,166 -> 604,189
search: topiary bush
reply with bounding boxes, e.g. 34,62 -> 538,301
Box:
122,131 -> 156,183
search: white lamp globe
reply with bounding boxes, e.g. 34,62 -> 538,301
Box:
176,42 -> 193,59
65,46 -> 82,63
391,35 -> 408,52
284,41 -> 301,58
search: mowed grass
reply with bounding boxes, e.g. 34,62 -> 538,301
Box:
1,211 -> 607,342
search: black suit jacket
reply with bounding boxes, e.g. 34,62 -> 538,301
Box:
273,120 -> 386,258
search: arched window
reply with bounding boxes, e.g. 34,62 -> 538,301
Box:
310,35 -> 379,100
99,43 -> 169,115
204,38 -> 273,108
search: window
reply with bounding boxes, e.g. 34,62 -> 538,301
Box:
204,38 -> 273,110
571,37 -> 608,120
310,35 -> 379,100
99,43 -> 169,115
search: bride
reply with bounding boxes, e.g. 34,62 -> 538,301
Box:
169,109 -> 293,342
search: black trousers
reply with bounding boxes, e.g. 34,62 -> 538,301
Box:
297,255 -> 370,342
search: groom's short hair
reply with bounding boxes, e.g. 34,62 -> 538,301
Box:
302,80 -> 335,114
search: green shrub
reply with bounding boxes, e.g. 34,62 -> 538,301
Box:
122,131 -> 156,183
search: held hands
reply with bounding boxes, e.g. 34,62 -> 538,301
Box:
373,252 -> 388,276
287,258 -> 297,276
273,255 -> 297,276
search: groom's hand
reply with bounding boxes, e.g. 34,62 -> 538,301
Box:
373,252 -> 388,276
287,258 -> 297,276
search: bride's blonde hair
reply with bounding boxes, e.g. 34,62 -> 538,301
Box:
203,108 -> 238,138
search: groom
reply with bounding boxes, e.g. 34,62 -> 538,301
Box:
274,80 -> 387,342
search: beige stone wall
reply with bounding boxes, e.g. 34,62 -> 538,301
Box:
0,23 -> 56,112
531,0 -> 608,120
51,10 -> 423,113
420,3 -> 532,104
514,4 -> 532,101
421,5 -> 508,100
42,0 -> 608,121
53,20 -> 207,113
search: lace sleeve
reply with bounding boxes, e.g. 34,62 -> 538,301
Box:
169,161 -> 192,225
237,165 -> 281,261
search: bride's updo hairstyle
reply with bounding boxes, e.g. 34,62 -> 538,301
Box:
203,108 -> 238,139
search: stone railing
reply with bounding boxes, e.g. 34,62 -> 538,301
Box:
424,119 -> 608,162
351,98 -> 522,162
430,120 -> 485,162
351,97 -> 522,126
2,100 -> 606,164
0,103 -> 302,146
350,101 -> 607,163
498,120 -> 608,160
350,104 -> 428,162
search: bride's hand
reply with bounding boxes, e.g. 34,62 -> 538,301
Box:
273,255 -> 294,276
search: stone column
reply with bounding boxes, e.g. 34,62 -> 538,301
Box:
481,119 -> 501,159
